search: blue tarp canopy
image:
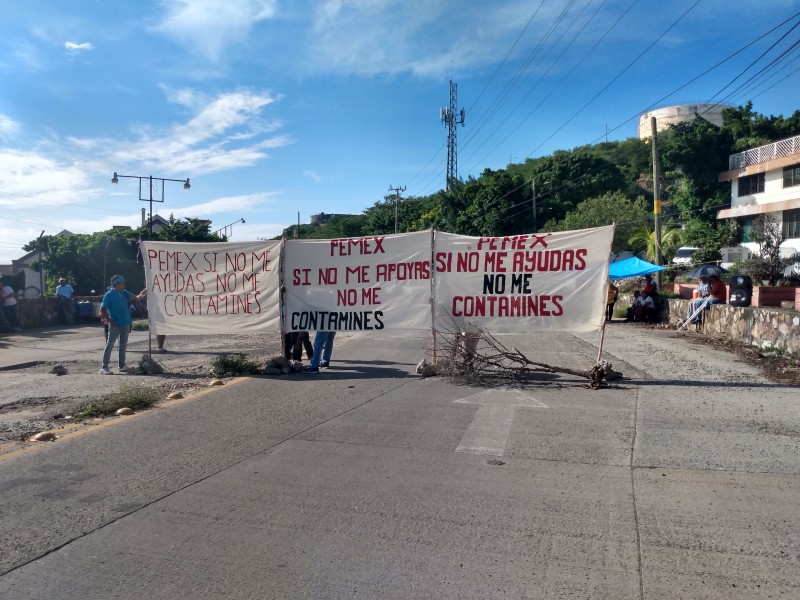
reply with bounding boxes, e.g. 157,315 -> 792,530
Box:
608,257 -> 666,280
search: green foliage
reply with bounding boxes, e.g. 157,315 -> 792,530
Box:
209,353 -> 262,378
722,102 -> 800,151
627,222 -> 684,263
131,320 -> 149,331
690,247 -> 722,265
76,384 -> 161,418
542,191 -> 650,253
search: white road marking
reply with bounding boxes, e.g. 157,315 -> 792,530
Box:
453,386 -> 548,456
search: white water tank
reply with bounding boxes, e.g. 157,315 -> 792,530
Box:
639,104 -> 733,139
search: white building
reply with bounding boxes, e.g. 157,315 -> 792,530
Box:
717,134 -> 800,258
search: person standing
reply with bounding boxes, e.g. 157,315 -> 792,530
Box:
56,277 -> 75,325
606,282 -> 618,322
99,275 -> 146,375
0,277 -> 21,331
306,330 -> 336,374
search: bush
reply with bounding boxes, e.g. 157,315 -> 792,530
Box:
209,353 -> 262,378
76,384 -> 161,418
131,320 -> 149,331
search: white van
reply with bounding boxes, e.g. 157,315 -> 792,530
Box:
672,247 -> 699,266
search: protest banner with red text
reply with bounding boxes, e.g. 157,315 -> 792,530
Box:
141,240 -> 282,334
433,226 -> 614,333
283,231 -> 432,332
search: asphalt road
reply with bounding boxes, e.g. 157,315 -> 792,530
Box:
0,325 -> 797,599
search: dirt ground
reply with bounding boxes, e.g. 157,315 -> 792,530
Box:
683,330 -> 800,385
0,333 -> 283,444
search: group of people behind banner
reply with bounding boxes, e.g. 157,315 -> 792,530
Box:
283,331 -> 336,373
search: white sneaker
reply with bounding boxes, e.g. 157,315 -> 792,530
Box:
98,368 -> 112,375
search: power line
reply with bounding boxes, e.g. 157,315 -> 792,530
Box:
525,0 -> 704,160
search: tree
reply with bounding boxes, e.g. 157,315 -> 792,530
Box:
749,214 -> 786,285
543,192 -> 650,253
627,222 -> 684,264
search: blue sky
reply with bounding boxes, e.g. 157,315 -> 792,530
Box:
1,0 -> 799,259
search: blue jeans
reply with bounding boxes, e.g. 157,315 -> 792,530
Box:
309,331 -> 336,369
102,324 -> 130,369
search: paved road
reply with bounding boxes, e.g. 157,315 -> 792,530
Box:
0,325 -> 797,599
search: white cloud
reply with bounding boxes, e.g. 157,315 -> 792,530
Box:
300,1 -> 580,77
0,114 -> 19,142
304,169 -> 322,183
157,0 -> 277,61
64,41 -> 94,53
71,90 -> 291,175
169,193 -> 276,219
0,149 -> 100,208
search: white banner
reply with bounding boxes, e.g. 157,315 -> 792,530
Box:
283,231 -> 432,332
433,226 -> 614,333
142,240 -> 282,334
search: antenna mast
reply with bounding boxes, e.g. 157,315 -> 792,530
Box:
440,80 -> 465,191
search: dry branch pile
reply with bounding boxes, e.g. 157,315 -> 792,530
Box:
423,319 -> 621,388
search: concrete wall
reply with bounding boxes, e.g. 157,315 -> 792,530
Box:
15,296 -> 104,329
617,293 -> 798,353
666,299 -> 799,354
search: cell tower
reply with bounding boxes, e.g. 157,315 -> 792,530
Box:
440,80 -> 465,191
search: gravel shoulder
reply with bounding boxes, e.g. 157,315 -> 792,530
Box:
0,333 -> 282,444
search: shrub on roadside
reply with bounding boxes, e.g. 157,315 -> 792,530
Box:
209,353 -> 262,378
76,384 -> 161,418
131,320 -> 149,331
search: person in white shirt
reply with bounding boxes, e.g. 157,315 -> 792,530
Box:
637,290 -> 656,323
0,277 -> 21,331
56,277 -> 76,325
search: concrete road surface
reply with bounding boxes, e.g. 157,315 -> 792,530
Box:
0,325 -> 797,599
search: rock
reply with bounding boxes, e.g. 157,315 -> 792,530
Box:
263,366 -> 282,376
50,364 -> 68,376
116,407 -> 135,416
139,357 -> 164,375
167,391 -> 184,400
415,359 -> 438,377
209,379 -> 224,386
31,432 -> 57,442
280,366 -> 291,375
266,355 -> 291,370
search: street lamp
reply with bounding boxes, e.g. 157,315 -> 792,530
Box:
213,218 -> 246,238
111,172 -> 191,233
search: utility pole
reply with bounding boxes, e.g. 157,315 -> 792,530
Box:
531,180 -> 537,233
650,116 -> 662,285
295,211 -> 300,239
389,185 -> 406,234
440,80 -> 465,191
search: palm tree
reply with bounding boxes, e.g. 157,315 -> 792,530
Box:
628,222 -> 683,264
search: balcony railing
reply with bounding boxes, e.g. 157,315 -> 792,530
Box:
729,134 -> 800,170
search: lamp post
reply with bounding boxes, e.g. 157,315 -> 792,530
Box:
38,230 -> 45,296
111,172 -> 191,233
213,218 -> 246,238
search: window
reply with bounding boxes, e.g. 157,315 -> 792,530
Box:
738,173 -> 765,196
784,164 -> 800,188
738,216 -> 755,243
783,209 -> 800,239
